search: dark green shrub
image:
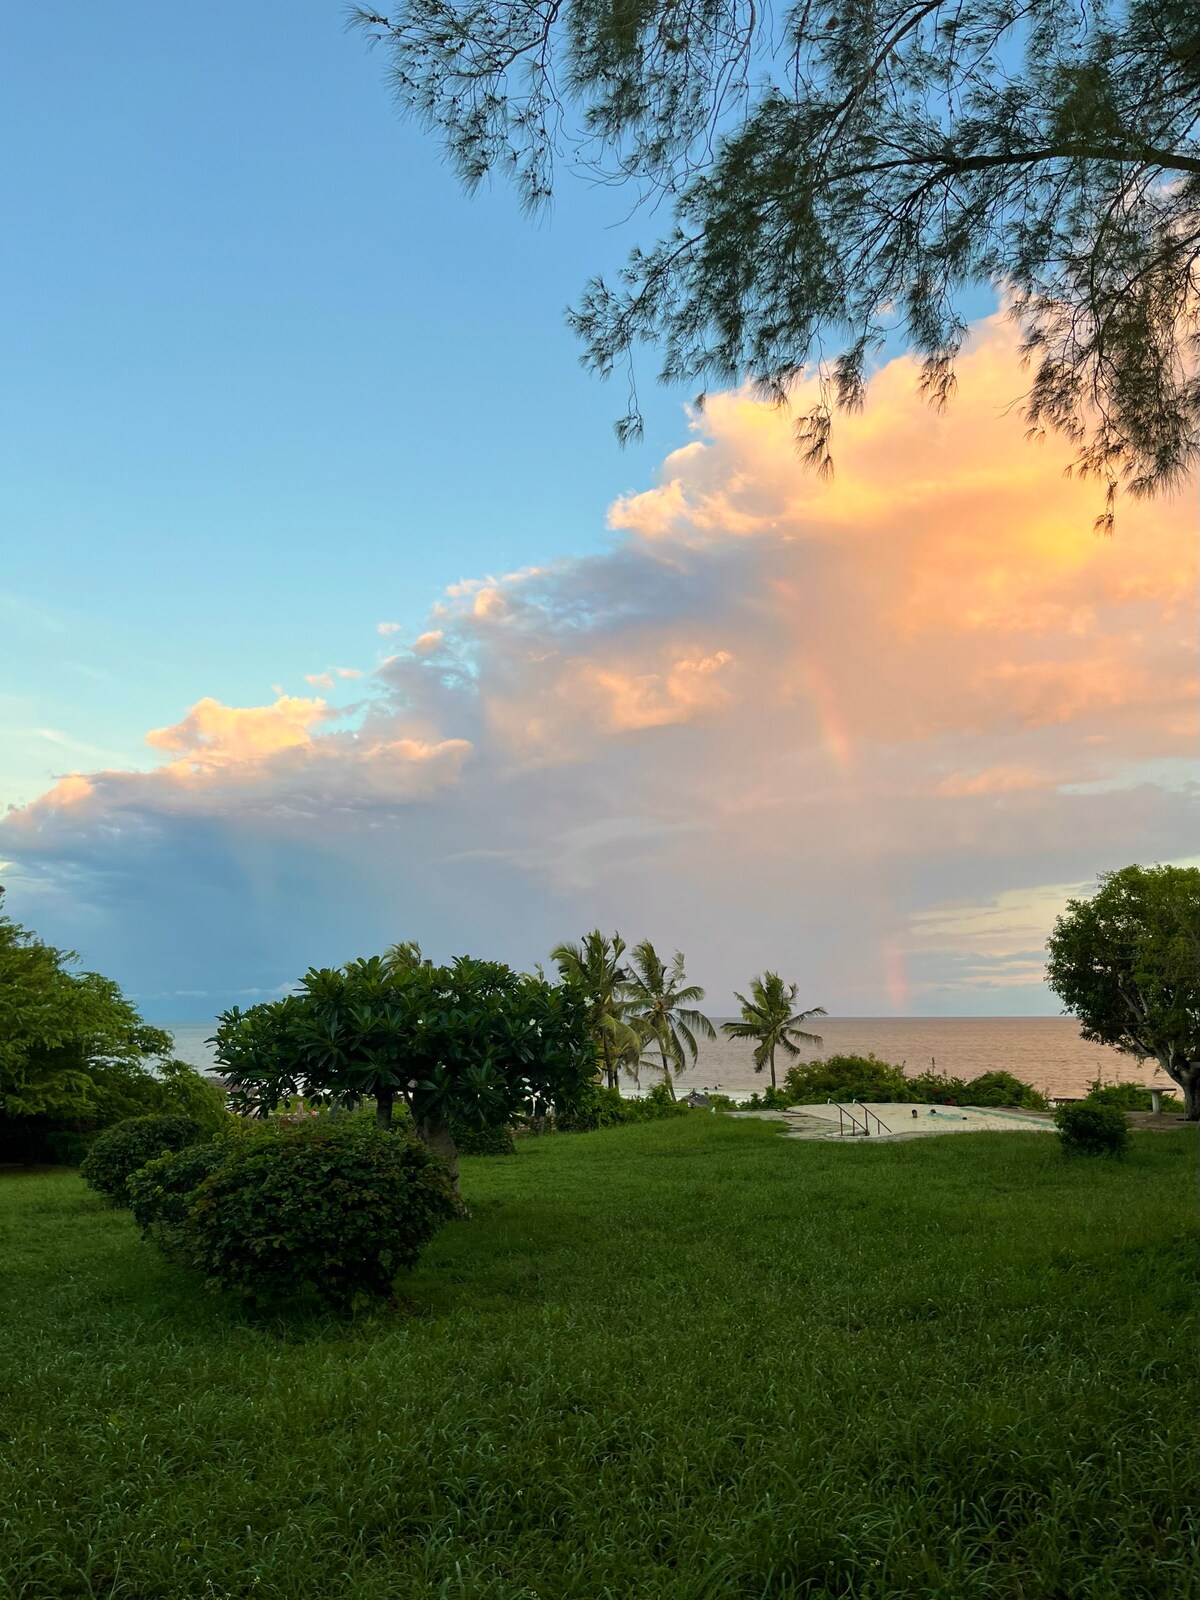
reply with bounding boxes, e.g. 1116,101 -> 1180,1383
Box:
964,1071 -> 1049,1110
127,1140 -> 231,1256
1055,1100 -> 1131,1157
624,1082 -> 690,1121
741,1085 -> 796,1111
449,1117 -> 515,1156
555,1081 -> 689,1131
79,1115 -> 205,1204
904,1070 -> 970,1105
187,1119 -> 457,1308
1085,1082 -> 1153,1111
556,1084 -> 628,1131
782,1054 -> 911,1104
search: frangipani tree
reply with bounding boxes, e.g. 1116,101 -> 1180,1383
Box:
722,973 -> 826,1091
212,954 -> 594,1198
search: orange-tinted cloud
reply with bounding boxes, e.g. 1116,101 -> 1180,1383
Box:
146,695 -> 329,766
3,317 -> 1196,1011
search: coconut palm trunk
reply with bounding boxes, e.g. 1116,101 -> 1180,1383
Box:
658,1045 -> 677,1100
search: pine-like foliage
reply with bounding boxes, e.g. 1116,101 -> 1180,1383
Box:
355,0 -> 1200,522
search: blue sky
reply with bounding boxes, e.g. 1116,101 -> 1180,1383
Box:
1,4 -> 1195,1021
0,1 -> 689,804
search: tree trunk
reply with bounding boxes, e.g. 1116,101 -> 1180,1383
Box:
375,1086 -> 394,1128
768,1043 -> 777,1091
1175,1060 -> 1200,1121
659,1048 -> 676,1100
602,1036 -> 619,1093
417,1113 -> 468,1216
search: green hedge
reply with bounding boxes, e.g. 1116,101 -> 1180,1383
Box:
79,1116 -> 205,1204
768,1057 -> 1048,1110
127,1140 -> 232,1258
187,1119 -> 456,1308
1055,1100 -> 1131,1157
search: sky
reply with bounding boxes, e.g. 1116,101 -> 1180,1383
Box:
1,4 -> 1197,1020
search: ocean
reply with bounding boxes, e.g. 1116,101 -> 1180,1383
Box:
164,1015 -> 1172,1102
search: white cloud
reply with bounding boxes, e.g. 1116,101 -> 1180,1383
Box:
2,317 -> 1195,1012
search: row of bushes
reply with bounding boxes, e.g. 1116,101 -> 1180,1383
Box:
81,1112 -> 457,1309
734,1056 -> 1051,1111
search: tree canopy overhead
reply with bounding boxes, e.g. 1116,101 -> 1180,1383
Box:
356,0 -> 1199,525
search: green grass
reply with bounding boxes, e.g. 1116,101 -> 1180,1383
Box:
1,1119 -> 1196,1600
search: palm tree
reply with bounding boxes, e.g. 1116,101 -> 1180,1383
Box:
721,973 -> 825,1091
382,940 -> 426,973
551,930 -> 640,1092
621,940 -> 716,1100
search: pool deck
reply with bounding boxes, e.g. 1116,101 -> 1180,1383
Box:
731,1102 -> 1059,1141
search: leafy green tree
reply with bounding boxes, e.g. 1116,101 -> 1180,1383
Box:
721,973 -> 825,1090
0,890 -> 221,1162
212,953 -> 593,1199
782,1053 -> 910,1104
551,931 -> 641,1091
355,0 -> 1200,522
1046,864 -> 1200,1119
621,940 -> 715,1099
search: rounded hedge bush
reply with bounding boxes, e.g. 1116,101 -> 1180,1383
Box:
187,1119 -> 457,1308
127,1140 -> 232,1256
79,1115 -> 205,1203
1055,1100 -> 1131,1157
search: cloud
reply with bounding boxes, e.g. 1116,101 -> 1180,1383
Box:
2,316 -> 1196,1014
146,695 -> 330,766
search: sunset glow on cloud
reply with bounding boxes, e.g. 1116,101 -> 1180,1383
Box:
3,318 -> 1195,1012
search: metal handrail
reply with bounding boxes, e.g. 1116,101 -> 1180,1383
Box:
833,1102 -> 892,1138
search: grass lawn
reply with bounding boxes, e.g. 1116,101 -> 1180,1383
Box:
2,1118 -> 1196,1600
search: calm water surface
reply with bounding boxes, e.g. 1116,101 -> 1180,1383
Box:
165,1016 -> 1171,1101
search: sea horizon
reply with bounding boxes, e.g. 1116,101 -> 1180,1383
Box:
164,1013 -> 1174,1103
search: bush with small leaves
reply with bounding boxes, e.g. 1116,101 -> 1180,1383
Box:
555,1084 -> 628,1132
782,1055 -> 911,1105
740,1086 -> 797,1112
965,1071 -> 1049,1110
557,1081 -> 690,1130
1055,1100 -> 1131,1158
187,1118 -> 457,1308
449,1117 -> 516,1156
79,1115 -> 205,1204
619,1082 -> 686,1120
1085,1082 -> 1154,1112
904,1070 -> 970,1106
127,1140 -> 232,1257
